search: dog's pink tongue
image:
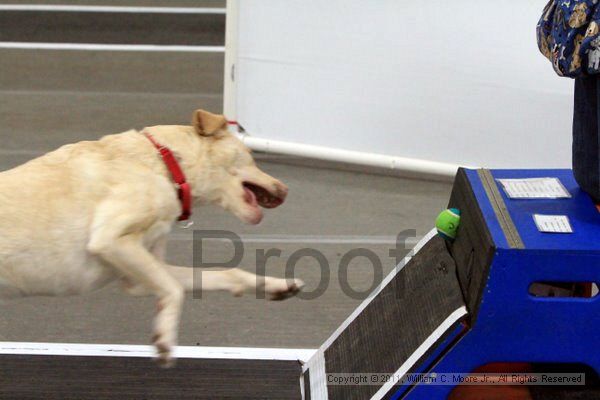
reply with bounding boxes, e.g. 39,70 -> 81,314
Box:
244,186 -> 258,207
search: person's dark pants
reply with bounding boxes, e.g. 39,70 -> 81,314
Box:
573,76 -> 600,202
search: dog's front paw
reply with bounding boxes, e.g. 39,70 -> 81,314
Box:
264,278 -> 304,301
152,333 -> 176,368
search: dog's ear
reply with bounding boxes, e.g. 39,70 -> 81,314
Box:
193,109 -> 227,137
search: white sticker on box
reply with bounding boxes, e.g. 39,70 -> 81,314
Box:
497,178 -> 571,199
533,214 -> 573,233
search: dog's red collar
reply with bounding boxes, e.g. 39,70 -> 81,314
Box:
144,132 -> 192,222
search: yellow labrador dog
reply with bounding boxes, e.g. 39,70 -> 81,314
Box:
0,109 -> 303,366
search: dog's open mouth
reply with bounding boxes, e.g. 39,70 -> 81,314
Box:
243,182 -> 284,209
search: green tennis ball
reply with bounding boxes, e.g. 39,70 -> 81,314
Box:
436,208 -> 461,241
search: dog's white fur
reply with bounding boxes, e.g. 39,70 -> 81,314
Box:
0,109 -> 303,366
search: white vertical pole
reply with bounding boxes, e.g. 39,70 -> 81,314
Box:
223,0 -> 239,120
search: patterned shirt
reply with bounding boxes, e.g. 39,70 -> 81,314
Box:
537,0 -> 600,77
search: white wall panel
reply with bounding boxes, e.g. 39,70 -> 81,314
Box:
234,0 -> 573,168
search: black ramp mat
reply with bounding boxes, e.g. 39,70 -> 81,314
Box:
0,355 -> 303,400
323,235 -> 466,400
447,168 -> 497,324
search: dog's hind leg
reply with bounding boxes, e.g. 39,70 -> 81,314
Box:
165,265 -> 304,300
123,235 -> 304,300
122,265 -> 303,300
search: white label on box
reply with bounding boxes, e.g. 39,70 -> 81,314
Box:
533,214 -> 573,233
497,178 -> 571,199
